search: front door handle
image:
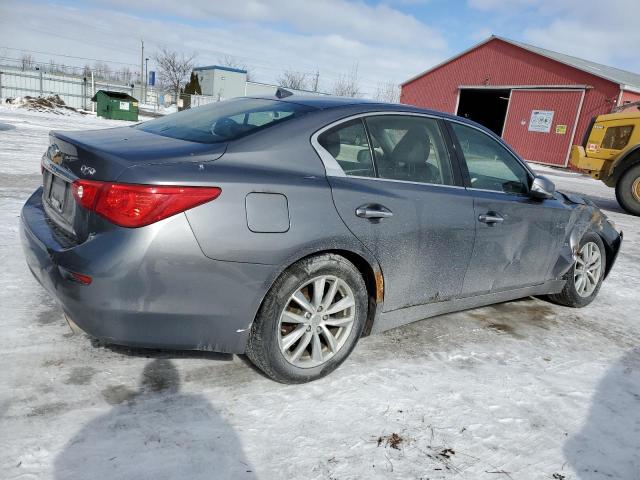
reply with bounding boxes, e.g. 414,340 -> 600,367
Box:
356,204 -> 393,219
478,212 -> 504,224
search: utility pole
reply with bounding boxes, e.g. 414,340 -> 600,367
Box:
312,69 -> 320,92
145,57 -> 149,104
140,39 -> 144,104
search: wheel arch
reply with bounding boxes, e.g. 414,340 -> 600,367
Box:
610,145 -> 640,186
253,247 -> 384,340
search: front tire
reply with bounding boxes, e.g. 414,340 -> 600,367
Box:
615,163 -> 640,216
546,232 -> 606,308
246,254 -> 368,383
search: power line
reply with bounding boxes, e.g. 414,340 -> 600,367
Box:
0,46 -> 139,68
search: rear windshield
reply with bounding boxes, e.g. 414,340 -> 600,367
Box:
135,98 -> 316,144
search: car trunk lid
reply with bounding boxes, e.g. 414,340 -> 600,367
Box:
42,126 -> 226,241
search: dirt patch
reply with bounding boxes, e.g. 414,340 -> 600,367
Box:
5,95 -> 88,115
484,322 -> 526,339
64,366 -> 97,386
377,432 -> 404,450
467,298 -> 559,339
42,358 -> 64,368
438,448 -> 455,459
101,385 -> 138,405
27,401 -> 68,417
142,361 -> 179,393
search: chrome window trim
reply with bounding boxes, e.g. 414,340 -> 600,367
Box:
343,175 -> 467,190
310,111 -> 457,188
466,187 -> 530,197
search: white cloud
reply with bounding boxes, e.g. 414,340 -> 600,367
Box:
467,0 -> 536,9
0,0 -> 449,95
91,0 -> 446,49
467,0 -> 640,73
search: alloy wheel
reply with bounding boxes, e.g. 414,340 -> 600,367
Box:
574,241 -> 603,298
632,176 -> 640,202
278,275 -> 356,368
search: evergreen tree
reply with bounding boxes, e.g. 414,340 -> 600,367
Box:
183,72 -> 202,95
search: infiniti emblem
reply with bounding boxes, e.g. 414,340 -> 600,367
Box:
80,165 -> 96,176
47,144 -> 63,165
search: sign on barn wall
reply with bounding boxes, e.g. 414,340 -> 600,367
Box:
528,110 -> 554,133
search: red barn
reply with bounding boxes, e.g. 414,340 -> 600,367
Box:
401,36 -> 640,167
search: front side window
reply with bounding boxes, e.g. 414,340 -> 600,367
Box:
451,122 -> 530,194
364,115 -> 454,185
136,98 -> 315,144
601,125 -> 634,150
318,119 -> 375,177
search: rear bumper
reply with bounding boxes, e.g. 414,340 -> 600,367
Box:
20,189 -> 276,354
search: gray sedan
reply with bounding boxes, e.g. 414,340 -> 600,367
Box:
20,93 -> 622,383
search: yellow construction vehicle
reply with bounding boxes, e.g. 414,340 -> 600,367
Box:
571,104 -> 640,215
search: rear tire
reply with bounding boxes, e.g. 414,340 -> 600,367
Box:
546,232 -> 606,308
246,254 -> 368,384
615,163 -> 640,216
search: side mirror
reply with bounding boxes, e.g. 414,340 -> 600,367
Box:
529,175 -> 555,200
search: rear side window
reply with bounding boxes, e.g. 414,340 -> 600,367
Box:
318,119 -> 375,177
135,98 -> 315,144
601,125 -> 634,150
365,115 -> 454,186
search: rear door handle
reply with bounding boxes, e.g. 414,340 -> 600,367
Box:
478,213 -> 504,224
356,204 -> 393,219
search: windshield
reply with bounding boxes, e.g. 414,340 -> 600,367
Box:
135,98 -> 316,144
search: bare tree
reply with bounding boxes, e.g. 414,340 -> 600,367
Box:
155,47 -> 196,101
277,70 -> 308,90
311,69 -> 320,92
332,63 -> 361,98
373,81 -> 400,103
120,66 -> 133,84
218,54 -> 253,81
21,54 -> 35,71
93,62 -> 111,80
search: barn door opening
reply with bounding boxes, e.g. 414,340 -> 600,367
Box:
456,88 -> 511,135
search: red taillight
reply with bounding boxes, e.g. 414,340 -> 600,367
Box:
70,271 -> 93,285
72,179 -> 102,210
59,266 -> 92,285
72,180 -> 221,228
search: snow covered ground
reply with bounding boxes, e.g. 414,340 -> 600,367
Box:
0,106 -> 638,480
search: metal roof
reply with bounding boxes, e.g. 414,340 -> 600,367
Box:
402,36 -> 640,92
90,90 -> 138,102
193,65 -> 247,74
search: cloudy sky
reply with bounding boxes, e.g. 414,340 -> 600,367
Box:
0,0 -> 638,95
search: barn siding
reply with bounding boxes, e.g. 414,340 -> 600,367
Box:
620,89 -> 640,106
502,90 -> 583,166
400,38 -> 621,160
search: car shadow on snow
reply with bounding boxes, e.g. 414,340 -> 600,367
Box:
564,347 -> 640,479
96,340 -> 235,362
54,359 -> 256,479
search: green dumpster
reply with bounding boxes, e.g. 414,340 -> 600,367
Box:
91,90 -> 139,121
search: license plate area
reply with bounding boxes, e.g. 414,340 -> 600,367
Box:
49,175 -> 67,213
42,169 -> 76,233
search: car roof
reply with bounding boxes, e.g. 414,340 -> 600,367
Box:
247,94 -> 380,109
247,94 -> 495,137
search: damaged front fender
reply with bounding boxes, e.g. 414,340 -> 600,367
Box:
550,191 -> 622,280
